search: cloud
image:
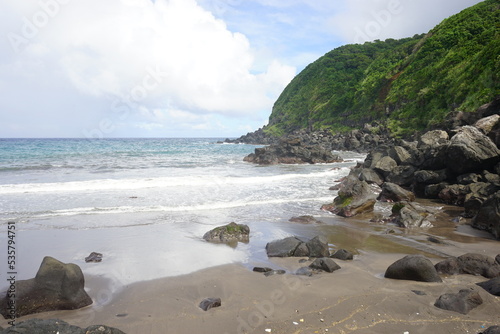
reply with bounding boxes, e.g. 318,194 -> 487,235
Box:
0,0 -> 295,137
327,0 -> 484,44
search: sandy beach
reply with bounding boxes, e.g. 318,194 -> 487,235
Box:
1,200 -> 499,334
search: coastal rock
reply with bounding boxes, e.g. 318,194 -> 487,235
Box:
305,236 -> 330,258
85,252 -> 103,263
203,222 -> 250,244
331,249 -> 354,260
475,114 -> 500,136
389,146 -> 413,165
253,267 -> 273,273
419,130 -> 449,147
0,256 -> 93,318
295,267 -> 316,276
373,156 -> 397,177
435,253 -> 500,278
378,182 -> 415,202
243,137 -> 342,165
386,165 -> 416,187
199,298 -> 222,311
472,191 -> 500,239
309,258 -> 341,273
477,277 -> 500,296
464,183 -> 499,218
434,289 -> 483,315
266,237 -> 303,257
289,216 -> 322,224
0,319 -> 126,334
438,184 -> 469,206
414,169 -> 448,184
384,255 -> 442,282
358,168 -> 384,186
445,126 -> 500,176
323,174 -> 377,217
391,203 -> 433,229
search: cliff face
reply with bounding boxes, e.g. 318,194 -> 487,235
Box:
266,0 -> 500,138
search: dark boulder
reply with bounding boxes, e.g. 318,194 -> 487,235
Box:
434,289 -> 483,315
424,182 -> 450,198
305,236 -> 330,258
438,184 -> 469,206
414,169 -> 448,184
199,297 -> 222,311
266,237 -> 303,257
85,252 -> 103,263
472,191 -> 500,239
480,326 -> 500,334
477,277 -> 500,296
384,255 -> 442,282
331,249 -> 354,260
378,182 -> 415,202
391,203 -> 433,229
323,174 -> 377,217
203,222 -> 250,244
0,256 -> 92,318
358,168 -> 384,185
389,146 -> 413,165
435,253 -> 500,278
445,126 -> 500,176
295,267 -> 316,276
386,165 -> 416,187
464,183 -> 500,218
309,258 -> 341,273
457,173 -> 483,184
253,267 -> 273,273
373,156 -> 397,178
0,319 -> 125,334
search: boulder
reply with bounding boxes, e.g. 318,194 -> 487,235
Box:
435,253 -> 500,278
384,255 -> 442,282
358,168 -> 384,185
386,165 -> 416,187
203,222 -> 250,244
445,126 -> 500,176
434,289 -> 483,315
414,169 -> 448,184
389,146 -> 413,165
472,191 -> 500,239
424,182 -> 449,198
0,256 -> 93,318
85,252 -> 103,263
331,249 -> 354,260
309,258 -> 341,273
378,182 -> 415,202
0,319 -> 125,334
420,144 -> 448,170
477,277 -> 500,296
199,298 -> 222,311
457,173 -> 483,184
419,130 -> 449,147
253,267 -> 273,273
323,174 -> 377,217
373,156 -> 397,177
266,237 -> 303,257
464,183 -> 500,218
392,203 -> 433,229
295,267 -> 316,276
475,114 -> 500,136
438,184 -> 469,206
305,236 -> 330,258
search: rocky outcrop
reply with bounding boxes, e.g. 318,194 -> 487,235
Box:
266,236 -> 329,258
243,137 -> 342,165
472,191 -> 500,239
435,253 -> 500,279
0,256 -> 92,318
203,222 -> 250,244
199,297 -> 222,311
0,319 -> 125,334
384,255 -> 442,282
434,289 -> 483,315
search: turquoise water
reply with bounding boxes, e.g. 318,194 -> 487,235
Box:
0,138 -> 363,286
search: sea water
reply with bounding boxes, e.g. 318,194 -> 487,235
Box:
0,138 -> 363,290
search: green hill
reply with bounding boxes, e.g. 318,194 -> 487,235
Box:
265,0 -> 500,138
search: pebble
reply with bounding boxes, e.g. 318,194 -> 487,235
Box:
265,329 -> 272,333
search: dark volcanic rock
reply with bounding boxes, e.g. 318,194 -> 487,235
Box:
378,182 -> 415,202
0,256 -> 92,318
323,174 -> 377,217
331,249 -> 354,260
384,255 -> 442,282
386,165 -> 416,187
309,258 -> 341,273
435,253 -> 500,278
445,126 -> 500,176
391,202 -> 433,229
477,277 -> 500,296
434,289 -> 483,315
199,297 -> 222,311
266,237 -> 303,257
306,236 -> 330,258
358,168 -> 384,185
472,191 -> 500,239
85,252 -> 103,263
0,319 -> 126,334
203,222 -> 250,244
253,267 -> 273,273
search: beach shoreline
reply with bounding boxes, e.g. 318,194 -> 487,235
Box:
2,202 -> 499,334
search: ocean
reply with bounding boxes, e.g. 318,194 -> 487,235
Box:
0,138 -> 363,291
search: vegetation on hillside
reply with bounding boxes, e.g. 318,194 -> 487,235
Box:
266,0 -> 500,138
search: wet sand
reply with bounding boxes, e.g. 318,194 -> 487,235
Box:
1,201 -> 500,333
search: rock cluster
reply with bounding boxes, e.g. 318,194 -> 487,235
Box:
243,137 -> 342,165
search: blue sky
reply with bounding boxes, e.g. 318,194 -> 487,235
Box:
0,0 -> 483,138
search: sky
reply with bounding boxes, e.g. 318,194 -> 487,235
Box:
0,0 -> 484,138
